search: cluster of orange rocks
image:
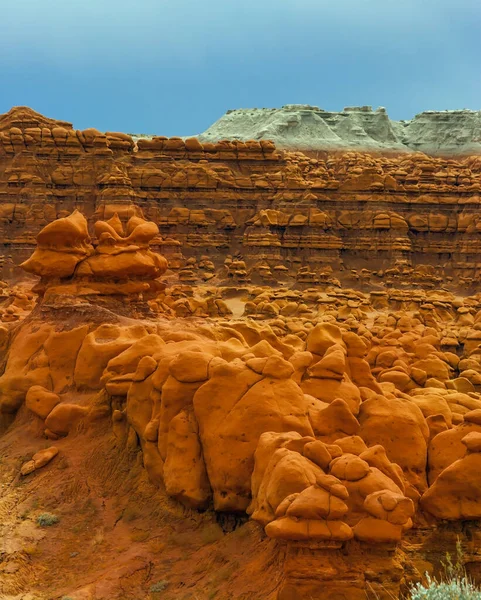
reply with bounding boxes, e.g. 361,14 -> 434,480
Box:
1,205 -> 481,599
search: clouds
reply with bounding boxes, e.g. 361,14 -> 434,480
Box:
0,0 -> 479,133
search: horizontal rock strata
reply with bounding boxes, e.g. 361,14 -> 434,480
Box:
0,107 -> 481,292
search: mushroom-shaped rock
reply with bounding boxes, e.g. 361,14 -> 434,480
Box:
462,431 -> 481,452
301,375 -> 362,415
249,431 -> 307,509
427,420 -> 481,484
425,414 -> 450,440
284,484 -> 349,520
133,356 -> 158,382
352,517 -> 407,544
363,490 -> 414,525
352,488 -> 414,544
308,347 -> 346,380
169,351 -> 212,383
250,446 -> 325,525
262,355 -> 295,379
359,445 -> 405,492
334,435 -> 368,456
20,210 -> 93,278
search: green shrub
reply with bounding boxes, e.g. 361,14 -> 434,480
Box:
409,538 -> 481,599
410,575 -> 481,599
37,513 -> 59,527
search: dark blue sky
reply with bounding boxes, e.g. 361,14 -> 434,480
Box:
1,0 -> 479,135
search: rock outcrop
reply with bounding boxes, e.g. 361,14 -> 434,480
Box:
1,107 -> 481,293
2,107 -> 481,600
199,104 -> 481,155
20,209 -> 167,303
2,214 -> 481,598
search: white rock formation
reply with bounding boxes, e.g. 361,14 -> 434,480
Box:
196,105 -> 481,155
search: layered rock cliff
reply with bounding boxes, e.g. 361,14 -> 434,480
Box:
1,106 -> 481,293
3,107 -> 481,600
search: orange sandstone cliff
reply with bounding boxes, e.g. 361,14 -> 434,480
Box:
0,106 -> 481,291
1,107 -> 481,600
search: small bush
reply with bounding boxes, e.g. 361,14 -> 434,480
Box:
410,575 -> 481,599
37,513 -> 59,527
150,580 -> 169,593
409,538 -> 481,599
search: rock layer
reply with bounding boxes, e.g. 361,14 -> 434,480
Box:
199,104 -> 481,155
2,107 -> 481,599
1,107 -> 481,292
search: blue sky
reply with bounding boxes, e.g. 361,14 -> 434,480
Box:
1,0 -> 479,135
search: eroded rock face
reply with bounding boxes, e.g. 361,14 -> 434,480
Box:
4,277 -> 477,598
3,114 -> 481,598
1,106 -> 481,293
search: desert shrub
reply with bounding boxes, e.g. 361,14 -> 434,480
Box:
150,580 -> 169,593
410,575 -> 481,599
409,538 -> 481,599
37,513 -> 59,527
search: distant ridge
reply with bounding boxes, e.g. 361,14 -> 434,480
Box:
197,105 -> 481,155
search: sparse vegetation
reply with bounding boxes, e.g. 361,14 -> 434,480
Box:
409,538 -> 481,599
150,580 -> 169,594
410,576 -> 481,599
37,512 -> 59,527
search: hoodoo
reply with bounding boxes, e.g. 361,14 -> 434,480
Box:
2,107 -> 481,599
